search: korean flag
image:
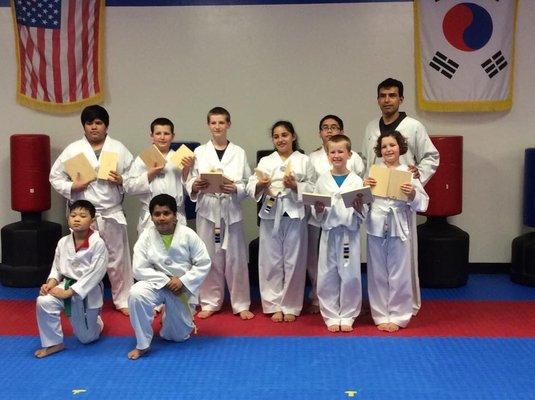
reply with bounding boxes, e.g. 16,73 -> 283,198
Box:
415,0 -> 518,112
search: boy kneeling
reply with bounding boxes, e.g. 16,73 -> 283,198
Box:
35,200 -> 107,358
127,194 -> 211,360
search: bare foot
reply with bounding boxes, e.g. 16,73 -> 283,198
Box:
239,310 -> 255,320
387,323 -> 400,332
377,322 -> 399,332
117,307 -> 129,316
340,325 -> 353,332
127,347 -> 150,360
271,311 -> 283,322
327,325 -> 340,333
197,310 -> 215,319
306,304 -> 320,314
34,343 -> 65,358
283,314 -> 296,322
154,304 -> 164,314
377,323 -> 390,332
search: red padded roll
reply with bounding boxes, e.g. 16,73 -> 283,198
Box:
421,135 -> 463,217
10,134 -> 51,212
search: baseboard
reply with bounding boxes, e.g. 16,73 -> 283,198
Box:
468,263 -> 511,274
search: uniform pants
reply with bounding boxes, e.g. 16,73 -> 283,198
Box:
197,216 -> 251,314
96,217 -> 133,310
317,226 -> 362,327
409,212 -> 421,315
367,235 -> 413,328
305,224 -> 321,306
259,217 -> 307,315
36,294 -> 103,347
128,281 -> 194,350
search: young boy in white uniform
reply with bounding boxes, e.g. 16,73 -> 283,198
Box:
35,200 -> 108,358
186,107 -> 254,320
49,105 -> 134,315
364,131 -> 429,332
127,194 -> 211,360
307,115 -> 364,313
247,121 -> 315,322
312,135 -> 365,332
125,117 -> 193,234
362,78 -> 439,314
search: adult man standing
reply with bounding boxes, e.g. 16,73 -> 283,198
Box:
362,78 -> 439,314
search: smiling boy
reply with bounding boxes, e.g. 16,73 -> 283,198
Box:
127,194 -> 211,360
125,117 -> 193,234
312,135 -> 365,333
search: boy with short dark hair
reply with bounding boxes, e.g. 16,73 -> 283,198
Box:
35,200 -> 108,358
127,194 -> 211,360
49,105 -> 134,316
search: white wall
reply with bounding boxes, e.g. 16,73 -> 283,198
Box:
1,2 -> 534,262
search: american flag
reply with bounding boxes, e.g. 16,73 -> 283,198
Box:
12,0 -> 104,112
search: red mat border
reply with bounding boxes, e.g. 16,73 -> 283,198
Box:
2,299 -> 535,338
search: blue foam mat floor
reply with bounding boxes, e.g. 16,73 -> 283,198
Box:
2,336 -> 535,400
2,274 -> 535,399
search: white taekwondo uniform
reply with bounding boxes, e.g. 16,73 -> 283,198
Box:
362,115 -> 439,314
185,140 -> 252,314
247,150 -> 315,316
128,224 -> 211,350
366,163 -> 429,327
312,171 -> 365,328
125,149 -> 187,234
307,147 -> 365,307
36,231 -> 107,347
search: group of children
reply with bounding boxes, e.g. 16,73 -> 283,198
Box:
35,91 -> 430,359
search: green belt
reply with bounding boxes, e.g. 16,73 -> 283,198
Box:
63,277 -> 77,317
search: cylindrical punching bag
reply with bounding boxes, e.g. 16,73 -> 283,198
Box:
10,134 -> 51,212
523,148 -> 535,227
418,135 -> 468,288
421,135 -> 462,217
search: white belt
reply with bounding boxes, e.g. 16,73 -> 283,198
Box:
383,206 -> 408,243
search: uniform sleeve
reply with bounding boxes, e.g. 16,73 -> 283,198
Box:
132,233 -> 170,289
246,158 -> 263,202
362,122 -> 376,176
179,232 -> 211,296
70,240 -> 108,299
47,245 -> 63,282
246,175 -> 262,202
408,178 -> 429,213
122,157 -> 151,196
49,153 -> 73,200
351,152 -> 366,178
185,149 -> 201,202
413,123 -> 440,186
292,156 -> 316,202
116,145 -> 135,195
235,152 -> 251,202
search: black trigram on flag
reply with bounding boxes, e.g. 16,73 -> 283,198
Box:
481,51 -> 508,79
429,51 -> 459,79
